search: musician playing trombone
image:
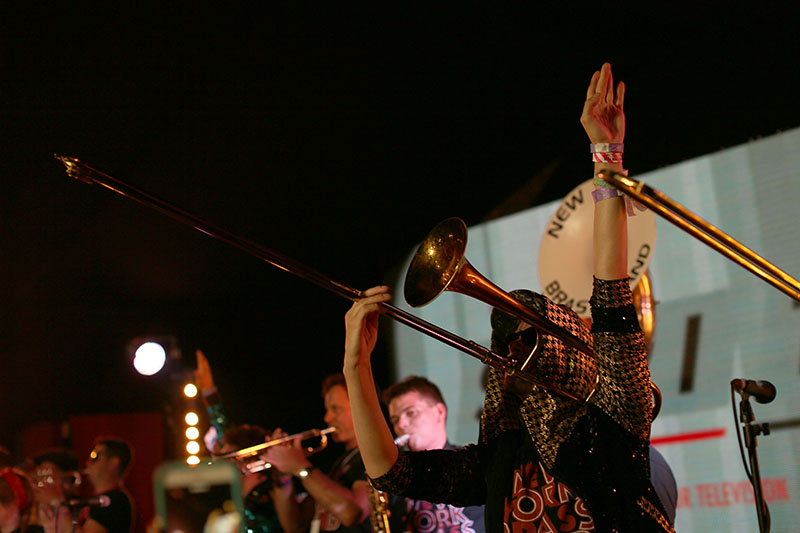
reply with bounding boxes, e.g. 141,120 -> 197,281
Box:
342,63 -> 674,531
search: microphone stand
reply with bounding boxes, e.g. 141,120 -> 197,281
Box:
738,394 -> 771,532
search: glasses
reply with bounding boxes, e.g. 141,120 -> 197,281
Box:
34,468 -> 82,488
507,327 -> 538,348
390,402 -> 429,426
88,449 -> 105,463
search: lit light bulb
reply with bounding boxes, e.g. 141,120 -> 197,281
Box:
132,342 -> 166,376
185,412 -> 199,426
183,383 -> 198,398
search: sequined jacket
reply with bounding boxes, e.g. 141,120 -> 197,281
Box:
372,278 -> 674,532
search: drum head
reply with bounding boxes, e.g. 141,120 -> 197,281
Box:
538,179 -> 656,318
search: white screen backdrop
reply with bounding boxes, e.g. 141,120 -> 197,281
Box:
389,127 -> 800,532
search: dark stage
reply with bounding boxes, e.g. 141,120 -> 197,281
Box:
3,5 -> 800,528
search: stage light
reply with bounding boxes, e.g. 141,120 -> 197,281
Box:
185,412 -> 199,426
132,342 -> 167,376
127,335 -> 180,378
186,455 -> 200,466
185,427 -> 200,440
186,441 -> 201,455
183,383 -> 198,398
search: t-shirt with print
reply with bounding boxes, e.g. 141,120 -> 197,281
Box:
503,437 -> 594,533
388,443 -> 485,533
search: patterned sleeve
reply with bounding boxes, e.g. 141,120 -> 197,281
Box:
370,445 -> 486,508
370,365 -> 520,507
589,277 -> 653,439
479,367 -> 522,444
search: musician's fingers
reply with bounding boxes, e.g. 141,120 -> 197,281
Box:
586,70 -> 600,99
360,285 -> 391,298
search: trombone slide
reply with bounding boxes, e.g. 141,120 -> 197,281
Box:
598,170 -> 800,303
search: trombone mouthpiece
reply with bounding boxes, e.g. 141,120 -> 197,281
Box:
54,154 -> 94,184
394,434 -> 410,447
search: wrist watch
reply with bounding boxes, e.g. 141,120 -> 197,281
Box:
297,465 -> 317,479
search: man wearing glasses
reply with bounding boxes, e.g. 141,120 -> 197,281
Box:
81,439 -> 133,533
384,376 -> 485,533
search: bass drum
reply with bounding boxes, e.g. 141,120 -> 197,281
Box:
538,179 -> 660,416
538,177 -> 656,321
632,269 -> 656,356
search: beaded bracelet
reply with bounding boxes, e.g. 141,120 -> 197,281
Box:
590,143 -> 624,153
593,177 -> 616,189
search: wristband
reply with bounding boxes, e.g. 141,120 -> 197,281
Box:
592,152 -> 623,164
593,177 -> 617,189
593,168 -> 629,189
591,188 -> 622,203
590,143 -> 624,153
275,474 -> 293,487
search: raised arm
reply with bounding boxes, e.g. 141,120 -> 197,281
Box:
581,63 -> 653,435
580,62 -> 627,278
194,349 -> 230,451
341,285 -> 399,478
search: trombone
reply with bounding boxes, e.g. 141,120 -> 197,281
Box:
598,170 -> 800,303
216,427 -> 335,475
55,155 -> 588,399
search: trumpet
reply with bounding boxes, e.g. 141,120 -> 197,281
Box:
217,427 -> 335,475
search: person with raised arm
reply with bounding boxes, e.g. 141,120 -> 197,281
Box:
342,63 -> 674,532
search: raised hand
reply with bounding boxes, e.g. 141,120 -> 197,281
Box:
343,286 -> 392,371
580,62 -> 625,144
193,349 -> 216,393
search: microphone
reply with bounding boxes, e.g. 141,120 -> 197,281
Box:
62,495 -> 111,508
731,379 -> 777,404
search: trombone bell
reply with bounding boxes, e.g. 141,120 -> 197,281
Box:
404,218 -> 593,360
404,218 -> 468,308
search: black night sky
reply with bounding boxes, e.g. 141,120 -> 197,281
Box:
3,4 -> 799,453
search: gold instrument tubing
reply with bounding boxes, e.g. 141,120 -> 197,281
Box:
597,170 -> 800,303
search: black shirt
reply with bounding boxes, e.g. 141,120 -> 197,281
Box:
88,487 -> 133,533
316,447 -> 370,533
388,443 -> 485,533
